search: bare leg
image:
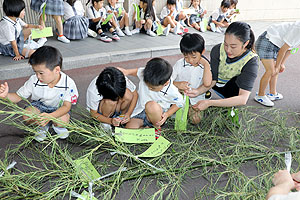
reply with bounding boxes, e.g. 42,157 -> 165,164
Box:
163,16 -> 176,28
52,15 -> 63,35
258,59 -> 276,96
145,101 -> 163,129
145,19 -> 153,30
269,74 -> 279,94
125,118 -> 144,128
23,106 -> 41,125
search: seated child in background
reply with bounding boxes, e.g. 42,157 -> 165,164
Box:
86,67 -> 138,130
0,46 -> 79,142
188,0 -> 207,32
160,0 -> 183,35
120,58 -> 184,133
63,0 -> 89,40
152,0 -> 171,36
105,0 -> 132,36
172,33 -> 212,124
131,0 -> 156,37
208,0 -> 230,33
176,0 -> 188,27
225,0 -> 239,23
86,0 -> 120,42
0,0 -> 44,60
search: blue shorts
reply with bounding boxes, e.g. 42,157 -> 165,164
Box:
255,31 -> 280,60
132,110 -> 153,127
30,101 -> 58,113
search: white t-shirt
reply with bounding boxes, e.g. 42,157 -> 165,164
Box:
210,8 -> 226,21
176,0 -> 184,12
268,192 -> 300,200
132,67 -> 184,117
86,76 -> 136,112
160,6 -> 178,20
63,1 -> 85,20
86,5 -> 107,19
0,16 -> 26,45
17,72 -> 79,107
266,21 -> 300,49
172,58 -> 205,105
105,3 -> 123,13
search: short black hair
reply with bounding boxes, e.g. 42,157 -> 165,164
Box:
3,0 -> 25,17
29,46 -> 63,71
167,0 -> 176,5
143,58 -> 173,86
96,67 -> 126,101
180,33 -> 205,55
230,0 -> 238,5
221,0 -> 231,8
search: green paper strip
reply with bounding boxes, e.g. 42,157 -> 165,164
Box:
114,127 -> 155,143
201,18 -> 208,32
291,48 -> 299,54
31,27 -> 53,39
77,191 -> 98,200
133,4 -> 140,21
102,14 -> 114,25
118,7 -> 122,17
156,23 -> 164,36
175,95 -> 189,131
42,3 -> 46,24
138,136 -> 171,158
74,157 -> 101,182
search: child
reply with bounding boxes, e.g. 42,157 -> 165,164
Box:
86,0 -> 120,42
86,67 -> 138,129
208,0 -> 230,33
160,0 -> 182,35
63,0 -> 89,40
30,0 -> 70,43
152,0 -> 171,36
172,33 -> 212,124
225,0 -> 239,23
131,0 -> 156,37
120,58 -> 185,131
254,21 -> 300,107
0,46 -> 79,142
105,0 -> 132,36
188,0 -> 207,32
0,0 -> 43,60
176,0 -> 187,27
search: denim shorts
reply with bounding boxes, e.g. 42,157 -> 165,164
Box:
255,31 -> 280,60
30,101 -> 58,113
132,110 -> 153,127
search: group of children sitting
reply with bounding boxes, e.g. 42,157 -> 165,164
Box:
0,0 -> 239,60
0,32 -> 210,141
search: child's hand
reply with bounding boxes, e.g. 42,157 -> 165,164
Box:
107,10 -> 113,13
279,64 -> 286,73
203,10 -> 207,15
114,11 -> 118,16
121,114 -> 130,124
0,82 -> 9,98
292,171 -> 300,191
111,117 -> 121,126
156,112 -> 168,128
39,113 -> 52,126
272,170 -> 294,189
185,88 -> 200,98
176,81 -> 190,90
13,55 -> 24,61
38,25 -> 44,30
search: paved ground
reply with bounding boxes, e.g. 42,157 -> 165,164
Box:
1,20 -> 277,80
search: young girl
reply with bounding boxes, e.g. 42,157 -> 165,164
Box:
63,0 -> 89,40
225,0 -> 239,23
152,0 -> 170,36
176,0 -> 187,27
86,0 -> 120,42
30,0 -> 70,43
160,0 -> 182,35
105,0 -> 132,36
188,0 -> 207,32
132,0 -> 156,37
254,21 -> 300,107
0,0 -> 42,60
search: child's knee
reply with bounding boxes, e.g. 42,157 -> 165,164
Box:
145,101 -> 162,114
23,106 -> 40,121
54,113 -> 70,126
123,90 -> 133,103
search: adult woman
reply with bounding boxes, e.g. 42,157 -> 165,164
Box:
186,21 -> 259,111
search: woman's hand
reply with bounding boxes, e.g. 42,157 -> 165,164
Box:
192,100 -> 211,111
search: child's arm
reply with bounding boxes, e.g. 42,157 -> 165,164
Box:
90,109 -> 121,126
211,19 -> 225,27
39,101 -> 72,126
122,90 -> 138,124
24,24 -> 44,29
274,43 -> 291,75
156,104 -> 179,127
10,40 -> 24,61
117,67 -> 138,77
200,57 -> 212,87
173,81 -> 190,91
0,82 -> 22,103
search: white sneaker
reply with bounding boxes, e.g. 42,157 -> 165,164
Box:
52,124 -> 69,139
37,37 -> 47,47
131,29 -> 140,35
88,28 -> 97,38
210,23 -> 217,32
174,23 -> 182,35
200,21 -> 206,32
101,123 -> 112,132
254,94 -> 274,107
116,27 -> 125,37
147,30 -> 156,37
180,20 -> 187,27
163,24 -> 171,36
111,33 -> 120,40
267,93 -> 283,101
57,35 -> 70,44
98,34 -> 112,42
34,124 -> 50,142
124,27 -> 132,36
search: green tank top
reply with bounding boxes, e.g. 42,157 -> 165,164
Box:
217,43 -> 258,85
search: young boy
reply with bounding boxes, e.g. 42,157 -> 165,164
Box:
86,67 -> 138,130
0,46 -> 78,141
120,58 -> 184,131
172,33 -> 212,124
208,0 -> 231,33
160,0 -> 182,34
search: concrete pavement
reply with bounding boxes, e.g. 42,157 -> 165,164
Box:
0,20 -> 276,80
